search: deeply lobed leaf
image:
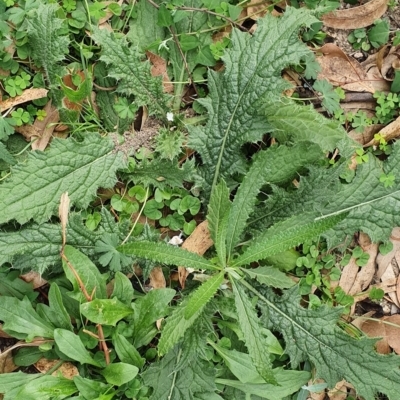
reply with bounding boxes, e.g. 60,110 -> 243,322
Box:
188,8 -> 318,193
92,27 -> 170,117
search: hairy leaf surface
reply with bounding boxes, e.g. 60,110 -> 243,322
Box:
142,347 -> 219,400
188,8 -> 317,193
231,279 -> 276,384
118,241 -> 217,271
207,180 -> 230,265
0,134 -> 125,225
92,27 -> 169,117
226,142 -> 323,259
233,213 -> 345,267
184,272 -> 224,319
266,101 -> 354,152
27,4 -> 70,88
259,286 -> 400,400
321,142 -> 400,245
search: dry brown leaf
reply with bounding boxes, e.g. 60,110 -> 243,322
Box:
178,220 -> 213,288
349,237 -> 378,296
59,192 -> 70,247
322,0 -> 387,29
327,379 -> 348,400
31,101 -> 60,151
308,378 -> 326,400
146,51 -> 174,94
0,88 -> 48,112
15,124 -> 42,140
149,267 -> 166,289
0,351 -> 17,374
98,0 -> 124,25
383,314 -> 400,354
35,358 -> 79,379
317,44 -> 375,93
364,115 -> 400,147
376,227 -> 400,278
348,124 -> 383,145
20,271 -> 47,289
360,318 -> 390,354
246,0 -> 272,20
351,311 -> 375,329
339,257 -> 359,294
381,263 -> 400,308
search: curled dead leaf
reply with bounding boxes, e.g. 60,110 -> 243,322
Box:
0,88 -> 48,112
360,318 -> 390,354
322,0 -> 387,29
317,44 -> 375,93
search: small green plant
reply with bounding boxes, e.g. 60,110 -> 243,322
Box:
348,20 -> 390,51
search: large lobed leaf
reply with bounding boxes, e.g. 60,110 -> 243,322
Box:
188,8 -> 318,193
142,347 -> 220,400
259,286 -> 400,400
321,141 -> 400,245
0,134 -> 125,225
92,27 -> 170,117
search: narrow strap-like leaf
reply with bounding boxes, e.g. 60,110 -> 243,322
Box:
232,213 -> 345,267
231,279 -> 276,384
118,241 -> 218,271
184,272 -> 224,319
207,180 -> 231,266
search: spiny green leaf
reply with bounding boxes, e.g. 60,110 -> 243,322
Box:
92,27 -> 170,117
118,241 -> 217,271
0,210 -> 126,273
188,8 -> 318,193
26,3 -> 70,89
142,347 -> 219,400
0,134 -> 125,225
0,142 -> 16,165
266,100 -> 354,152
216,368 -> 310,399
184,272 -> 224,319
133,158 -> 198,190
242,266 -> 295,289
158,292 -> 206,356
321,141 -> 400,245
207,180 -> 231,266
233,213 -> 345,267
231,279 -> 276,384
258,286 -> 400,400
226,143 -> 323,259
